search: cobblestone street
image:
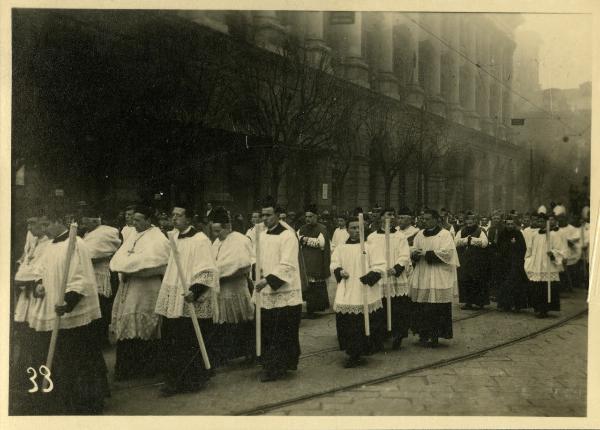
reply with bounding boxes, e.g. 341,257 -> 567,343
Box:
267,313 -> 587,416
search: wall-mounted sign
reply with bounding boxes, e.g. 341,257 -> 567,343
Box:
511,118 -> 525,126
329,12 -> 355,25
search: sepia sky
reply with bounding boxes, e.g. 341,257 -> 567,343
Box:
518,13 -> 592,90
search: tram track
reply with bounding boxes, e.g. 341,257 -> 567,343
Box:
109,307 -> 493,392
234,309 -> 588,416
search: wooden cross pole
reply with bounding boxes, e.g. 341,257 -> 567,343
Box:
254,224 -> 263,357
44,222 -> 78,390
168,235 -> 211,370
358,213 -> 370,336
384,217 -> 392,332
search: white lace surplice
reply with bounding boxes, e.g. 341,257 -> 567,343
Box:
330,242 -> 385,314
28,238 -> 101,332
252,225 -> 303,309
109,226 -> 169,340
155,229 -> 219,320
409,228 -> 459,304
212,231 -> 254,324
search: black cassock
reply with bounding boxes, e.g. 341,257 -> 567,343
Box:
496,229 -> 530,311
457,226 -> 490,307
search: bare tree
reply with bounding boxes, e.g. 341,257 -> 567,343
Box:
227,38 -> 344,202
363,100 -> 418,208
325,90 -> 365,209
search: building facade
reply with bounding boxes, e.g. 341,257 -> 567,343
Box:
12,10 -> 525,219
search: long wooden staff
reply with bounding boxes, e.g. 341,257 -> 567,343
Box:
44,223 -> 78,389
384,217 -> 392,332
546,220 -> 552,303
168,235 -> 211,370
358,213 -> 370,336
254,224 -> 263,357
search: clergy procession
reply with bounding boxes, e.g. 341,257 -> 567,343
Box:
10,198 -> 590,415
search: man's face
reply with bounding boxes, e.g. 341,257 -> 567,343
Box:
423,213 -> 437,230
381,212 -> 396,230
465,216 -> 475,227
45,221 -> 66,239
336,217 -> 346,229
491,215 -> 501,225
125,209 -> 135,226
480,217 -> 489,225
279,213 -> 287,221
305,212 -> 318,225
172,207 -> 191,231
557,215 -> 568,227
261,207 -> 279,228
30,218 -> 48,237
206,203 -> 213,211
211,223 -> 230,241
287,211 -> 296,221
348,221 -> 360,240
250,212 -> 260,225
133,213 -> 151,232
522,216 -> 530,227
548,216 -> 557,229
505,219 -> 516,230
26,218 -> 36,232
397,214 -> 412,229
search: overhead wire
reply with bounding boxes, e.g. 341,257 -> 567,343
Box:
403,13 -> 588,136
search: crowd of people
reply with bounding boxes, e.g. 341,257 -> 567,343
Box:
10,197 -> 590,414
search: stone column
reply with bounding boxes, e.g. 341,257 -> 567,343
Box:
476,20 -> 493,134
367,12 -> 398,98
421,13 -> 445,116
326,11 -> 369,87
253,11 -> 286,50
461,17 -> 479,129
401,13 -> 424,107
302,12 -> 330,66
442,13 -> 463,123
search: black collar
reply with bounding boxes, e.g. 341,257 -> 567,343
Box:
423,225 -> 442,237
52,230 -> 69,243
178,226 -> 197,239
346,238 -> 360,244
266,222 -> 286,235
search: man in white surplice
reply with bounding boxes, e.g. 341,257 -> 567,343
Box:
253,197 -> 303,382
81,216 -> 121,345
409,209 -> 459,347
211,207 -> 255,364
109,205 -> 169,380
155,205 -> 219,396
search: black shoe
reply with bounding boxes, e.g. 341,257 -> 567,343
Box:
392,337 -> 402,350
159,383 -> 182,397
344,357 -> 365,368
259,370 -> 285,382
429,337 -> 439,348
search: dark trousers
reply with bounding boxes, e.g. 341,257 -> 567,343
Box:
261,304 -> 302,376
381,295 -> 412,340
529,281 -> 561,314
304,280 -> 330,313
336,307 -> 386,359
162,317 -> 215,390
411,302 -> 453,340
114,338 -> 161,380
10,323 -> 108,415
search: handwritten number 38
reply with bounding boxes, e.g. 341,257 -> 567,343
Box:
27,366 -> 53,393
